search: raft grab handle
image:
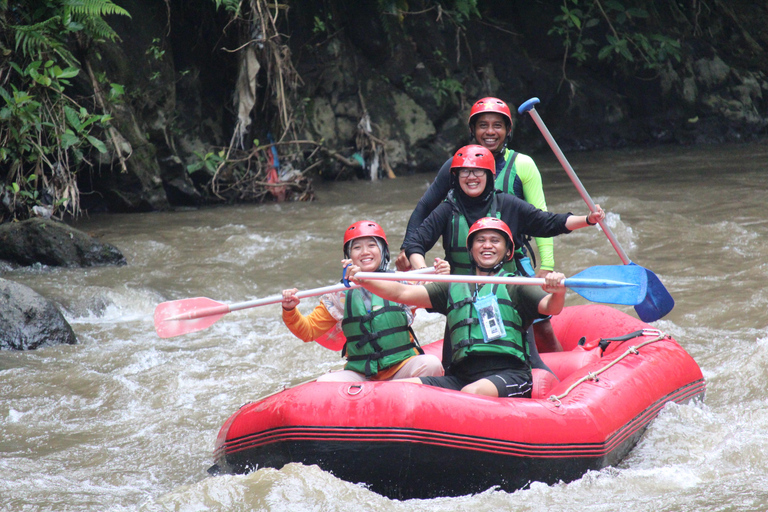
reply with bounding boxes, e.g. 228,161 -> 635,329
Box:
548,330 -> 669,405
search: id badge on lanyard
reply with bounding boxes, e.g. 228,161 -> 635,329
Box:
473,293 -> 506,343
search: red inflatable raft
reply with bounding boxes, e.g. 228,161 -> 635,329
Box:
211,305 -> 705,499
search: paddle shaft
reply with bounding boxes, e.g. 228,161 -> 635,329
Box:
523,104 -> 631,264
165,266 -> 436,321
355,272 -> 627,288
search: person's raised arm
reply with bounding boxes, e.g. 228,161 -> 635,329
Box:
281,288 -> 338,342
404,202 -> 452,270
564,204 -> 605,231
347,265 -> 433,309
537,272 -> 567,316
511,197 -> 604,237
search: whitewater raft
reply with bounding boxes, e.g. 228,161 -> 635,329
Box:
211,305 -> 705,499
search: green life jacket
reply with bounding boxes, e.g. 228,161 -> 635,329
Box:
495,149 -> 520,197
494,149 -> 533,270
446,275 -> 529,365
443,190 -> 518,275
341,287 -> 420,377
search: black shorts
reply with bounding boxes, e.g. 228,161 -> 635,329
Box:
420,368 -> 532,398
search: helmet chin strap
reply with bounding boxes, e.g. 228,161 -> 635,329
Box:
475,261 -> 504,274
468,246 -> 511,274
472,259 -> 505,274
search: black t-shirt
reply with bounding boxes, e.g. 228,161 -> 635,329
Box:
403,192 -> 572,259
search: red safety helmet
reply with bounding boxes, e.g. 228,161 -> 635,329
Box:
466,217 -> 515,261
343,220 -> 390,269
450,145 -> 496,177
468,97 -> 512,128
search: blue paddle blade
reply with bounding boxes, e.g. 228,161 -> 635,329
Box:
629,262 -> 675,322
565,265 -> 648,305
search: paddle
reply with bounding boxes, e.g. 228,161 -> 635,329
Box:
153,267 -> 436,339
517,97 -> 674,322
355,265 -> 648,306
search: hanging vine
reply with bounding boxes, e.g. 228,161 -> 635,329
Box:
206,0 -> 311,201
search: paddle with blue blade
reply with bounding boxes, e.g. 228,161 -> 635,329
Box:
517,97 -> 674,322
354,265 -> 648,306
153,267 -> 436,340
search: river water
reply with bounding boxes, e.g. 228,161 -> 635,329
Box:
2,142 -> 767,511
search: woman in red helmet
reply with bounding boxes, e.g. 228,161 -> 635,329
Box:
348,217 -> 567,398
402,144 -> 602,373
404,144 -> 602,274
281,220 -> 446,382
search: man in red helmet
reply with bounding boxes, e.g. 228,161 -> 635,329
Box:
281,220 -> 446,382
397,96 -> 565,351
348,218 -> 567,398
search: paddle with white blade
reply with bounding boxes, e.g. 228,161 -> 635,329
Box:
518,97 -> 674,322
354,265 -> 648,306
153,267 -> 436,339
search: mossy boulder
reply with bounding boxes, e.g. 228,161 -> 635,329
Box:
0,278 -> 77,350
0,219 -> 126,268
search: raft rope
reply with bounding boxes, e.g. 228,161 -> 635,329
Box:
547,329 -> 668,406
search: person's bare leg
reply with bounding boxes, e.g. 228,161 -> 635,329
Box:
395,377 -> 423,384
316,370 -> 367,382
391,355 -> 444,379
460,378 -> 499,397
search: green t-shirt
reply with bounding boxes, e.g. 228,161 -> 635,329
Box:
424,281 -> 545,330
502,149 -> 555,271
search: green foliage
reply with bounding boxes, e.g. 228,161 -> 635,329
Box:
211,0 -> 242,16
312,14 -> 334,36
550,0 -> 682,75
430,77 -> 463,106
312,16 -> 326,35
375,0 -> 480,29
145,38 -> 165,61
186,150 -> 226,175
402,75 -> 425,96
446,0 -> 480,24
108,82 -> 124,102
0,0 -> 129,221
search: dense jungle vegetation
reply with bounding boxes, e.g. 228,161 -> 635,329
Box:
1,0 -> 765,222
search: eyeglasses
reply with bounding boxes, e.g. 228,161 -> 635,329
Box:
456,168 -> 487,178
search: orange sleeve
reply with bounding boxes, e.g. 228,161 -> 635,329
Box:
282,303 -> 339,343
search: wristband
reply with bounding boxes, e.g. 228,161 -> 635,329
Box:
585,214 -> 596,226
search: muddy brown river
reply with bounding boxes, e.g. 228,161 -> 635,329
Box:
2,141 -> 767,511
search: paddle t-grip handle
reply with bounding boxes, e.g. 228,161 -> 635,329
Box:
517,97 -> 540,114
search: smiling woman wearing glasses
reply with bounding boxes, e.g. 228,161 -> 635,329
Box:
457,168 -> 486,178
401,144 -> 604,375
404,145 -> 603,277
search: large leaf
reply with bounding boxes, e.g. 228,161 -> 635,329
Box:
86,134 -> 107,153
64,105 -> 81,131
60,130 -> 80,150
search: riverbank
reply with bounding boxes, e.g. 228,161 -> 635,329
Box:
3,1 -> 766,222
